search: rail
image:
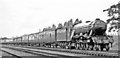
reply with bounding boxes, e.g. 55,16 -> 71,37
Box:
2,45 -> 119,58
1,50 -> 22,58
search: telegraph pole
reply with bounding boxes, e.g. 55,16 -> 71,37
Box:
55,28 -> 57,48
55,29 -> 57,42
66,28 -> 68,41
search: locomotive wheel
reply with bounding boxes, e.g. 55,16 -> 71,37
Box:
91,47 -> 93,50
67,46 -> 71,49
96,47 -> 99,51
100,44 -> 104,51
48,44 -> 50,47
81,43 -> 84,50
88,45 -> 93,50
100,46 -> 104,51
70,43 -> 76,49
106,47 -> 109,51
105,44 -> 110,51
79,44 -> 82,50
75,43 -> 80,49
65,46 -> 69,49
65,43 -> 69,49
85,44 -> 89,50
94,44 -> 99,51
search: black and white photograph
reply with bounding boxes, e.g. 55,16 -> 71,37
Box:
0,0 -> 120,58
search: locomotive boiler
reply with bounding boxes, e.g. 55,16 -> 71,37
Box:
69,18 -> 113,51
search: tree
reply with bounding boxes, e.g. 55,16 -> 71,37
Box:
52,24 -> 56,28
52,24 -> 56,29
106,17 -> 116,23
69,19 -> 73,25
74,18 -> 79,25
48,26 -> 51,30
103,2 -> 120,19
68,19 -> 73,28
103,1 -> 120,30
73,18 -> 82,26
1,37 -> 8,40
0,37 -> 9,42
57,23 -> 63,29
79,20 -> 82,23
64,21 -> 68,28
42,28 -> 47,31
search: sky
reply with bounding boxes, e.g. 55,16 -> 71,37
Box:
0,0 -> 119,38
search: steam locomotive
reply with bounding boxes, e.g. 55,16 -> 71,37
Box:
2,18 -> 114,51
69,18 -> 113,51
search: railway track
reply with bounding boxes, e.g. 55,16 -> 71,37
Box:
2,45 -> 119,58
1,46 -> 62,58
2,46 -> 86,58
1,48 -> 60,58
24,46 -> 118,57
1,49 -> 22,58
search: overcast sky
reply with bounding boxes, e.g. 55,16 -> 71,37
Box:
0,0 -> 119,38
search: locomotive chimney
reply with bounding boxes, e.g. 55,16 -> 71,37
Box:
96,18 -> 100,20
